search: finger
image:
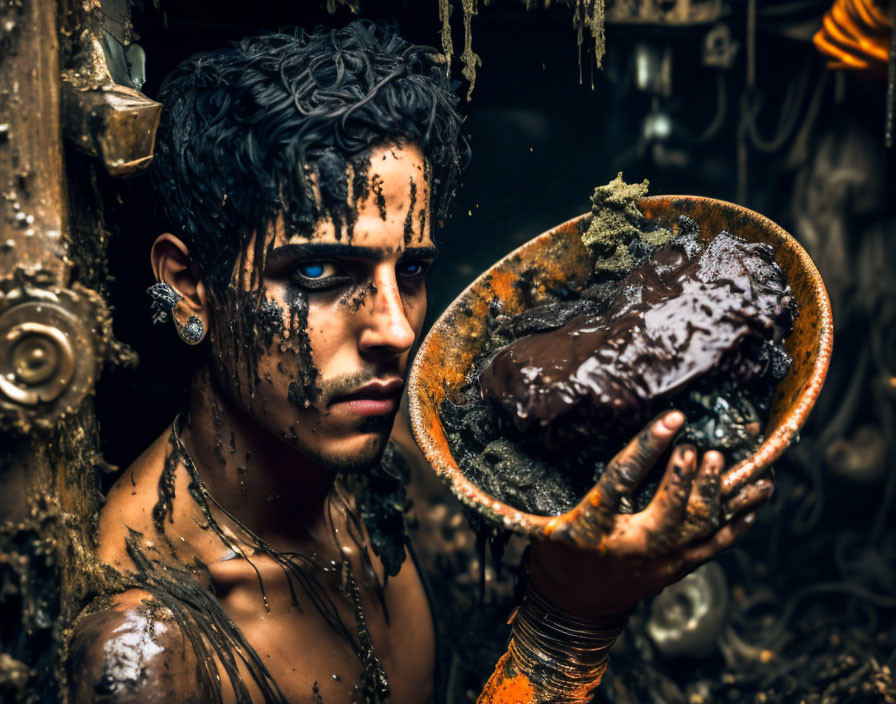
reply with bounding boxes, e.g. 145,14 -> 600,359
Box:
553,411 -> 685,549
679,449 -> 724,544
723,478 -> 774,522
678,512 -> 756,569
644,444 -> 698,550
596,410 -> 686,510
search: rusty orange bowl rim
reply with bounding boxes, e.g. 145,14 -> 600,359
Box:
408,196 -> 834,537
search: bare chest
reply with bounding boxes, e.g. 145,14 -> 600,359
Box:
210,554 -> 436,704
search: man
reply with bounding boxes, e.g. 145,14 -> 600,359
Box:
68,21 -> 773,703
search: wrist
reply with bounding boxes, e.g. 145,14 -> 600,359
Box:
528,541 -> 637,620
518,579 -> 632,637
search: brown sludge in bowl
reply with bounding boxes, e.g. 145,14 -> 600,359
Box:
408,196 -> 832,540
456,221 -> 794,516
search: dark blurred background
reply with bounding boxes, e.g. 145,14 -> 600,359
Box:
92,1 -> 896,701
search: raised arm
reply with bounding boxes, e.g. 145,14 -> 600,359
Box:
477,411 -> 774,703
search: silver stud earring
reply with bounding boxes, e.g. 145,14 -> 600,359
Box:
147,282 -> 206,345
178,315 -> 205,345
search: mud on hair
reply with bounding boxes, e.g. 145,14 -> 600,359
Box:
149,20 -> 468,293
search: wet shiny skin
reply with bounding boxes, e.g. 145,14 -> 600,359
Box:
76,144 -> 437,703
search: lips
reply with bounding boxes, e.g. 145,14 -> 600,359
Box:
329,378 -> 404,417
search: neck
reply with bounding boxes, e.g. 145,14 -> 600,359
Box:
178,364 -> 337,548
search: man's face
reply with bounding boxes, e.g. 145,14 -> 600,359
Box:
210,142 -> 435,471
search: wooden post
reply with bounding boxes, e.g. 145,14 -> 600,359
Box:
0,1 -> 114,702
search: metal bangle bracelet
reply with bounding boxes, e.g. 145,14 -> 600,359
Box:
506,579 -> 631,698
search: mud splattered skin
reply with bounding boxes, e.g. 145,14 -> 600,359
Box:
403,177 -> 417,245
283,289 -> 320,412
340,281 -> 380,313
370,174 -> 388,221
68,593 -> 218,704
205,144 -> 435,465
76,142 -> 440,704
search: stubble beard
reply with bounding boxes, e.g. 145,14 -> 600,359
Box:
294,417 -> 395,474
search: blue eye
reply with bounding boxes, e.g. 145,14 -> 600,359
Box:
398,260 -> 427,278
290,261 -> 348,291
300,263 -> 325,278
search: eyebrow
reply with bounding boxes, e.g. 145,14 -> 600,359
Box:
400,247 -> 440,260
270,243 -> 381,261
269,243 -> 439,262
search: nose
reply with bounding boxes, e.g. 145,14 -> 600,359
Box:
358,269 -> 416,360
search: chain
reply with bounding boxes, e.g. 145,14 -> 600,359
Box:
170,412 -> 390,702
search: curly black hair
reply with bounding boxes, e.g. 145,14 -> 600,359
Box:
149,20 -> 468,292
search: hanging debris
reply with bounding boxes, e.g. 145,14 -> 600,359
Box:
460,0 -> 483,100
572,0 -> 607,70
432,0 -> 607,98
325,0 -> 361,13
440,0 -> 454,71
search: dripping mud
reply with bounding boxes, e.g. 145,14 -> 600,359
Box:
90,421 -> 410,703
76,147 -> 422,703
441,175 -> 797,517
403,176 -> 417,246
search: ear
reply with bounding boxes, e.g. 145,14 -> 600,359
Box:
150,234 -> 210,335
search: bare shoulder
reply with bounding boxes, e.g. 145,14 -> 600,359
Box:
68,589 -> 215,704
97,428 -> 187,572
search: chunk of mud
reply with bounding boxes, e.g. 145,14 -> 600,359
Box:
479,229 -> 793,453
256,299 -> 285,346
441,175 -> 795,518
582,172 -> 673,275
469,439 -> 580,516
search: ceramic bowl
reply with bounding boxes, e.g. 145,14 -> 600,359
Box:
408,196 -> 833,537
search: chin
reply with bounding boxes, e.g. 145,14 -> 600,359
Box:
301,426 -> 392,474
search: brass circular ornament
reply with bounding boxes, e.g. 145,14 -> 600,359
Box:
0,312 -> 78,405
0,280 -> 108,432
13,331 -> 61,386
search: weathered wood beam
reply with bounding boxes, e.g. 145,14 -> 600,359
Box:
0,0 -> 69,282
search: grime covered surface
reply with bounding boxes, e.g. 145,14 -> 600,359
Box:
67,137 -> 442,704
441,176 -> 796,516
80,428 -> 411,704
88,159 -> 403,704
